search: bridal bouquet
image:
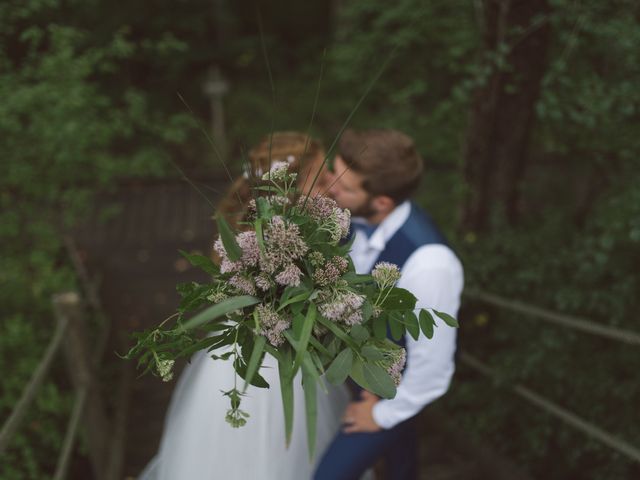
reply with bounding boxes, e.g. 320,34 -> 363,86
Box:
123,162 -> 457,456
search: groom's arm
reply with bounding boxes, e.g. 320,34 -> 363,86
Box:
371,244 -> 464,430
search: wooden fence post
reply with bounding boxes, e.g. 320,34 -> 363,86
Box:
52,292 -> 109,480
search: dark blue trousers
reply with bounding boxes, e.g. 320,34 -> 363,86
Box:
314,414 -> 418,480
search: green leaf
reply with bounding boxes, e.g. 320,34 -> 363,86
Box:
180,296 -> 260,330
380,288 -> 417,311
301,361 -> 318,460
361,300 -> 374,322
434,310 -> 459,328
176,282 -> 211,313
308,336 -> 332,358
361,345 -> 384,361
278,289 -> 312,312
404,311 -> 420,341
278,348 -> 294,446
176,334 -> 223,358
349,359 -> 396,399
316,315 -> 359,350
253,185 -> 283,192
179,249 -> 220,275
419,309 -> 435,339
292,312 -> 306,337
326,348 -> 353,385
362,362 -> 396,399
350,324 -> 370,343
372,314 -> 387,340
280,285 -> 306,304
293,303 -> 317,373
243,335 -> 266,392
255,197 -> 273,218
310,350 -> 326,375
204,330 -> 236,352
388,311 -> 404,341
342,273 -> 374,284
254,219 -> 266,257
233,356 -> 269,388
216,215 -> 242,261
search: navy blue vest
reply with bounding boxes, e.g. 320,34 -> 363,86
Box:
373,202 -> 448,351
374,202 -> 448,268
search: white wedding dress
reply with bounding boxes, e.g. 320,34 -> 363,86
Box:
139,348 -> 349,480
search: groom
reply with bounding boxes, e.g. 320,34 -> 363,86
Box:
314,129 -> 464,479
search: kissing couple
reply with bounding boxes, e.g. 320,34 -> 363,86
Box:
139,128 -> 464,480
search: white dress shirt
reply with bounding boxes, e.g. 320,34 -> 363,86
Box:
350,201 -> 464,429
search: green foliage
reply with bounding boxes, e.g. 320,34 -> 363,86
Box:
1,0 -> 638,476
0,0 -> 194,476
0,315 -> 74,480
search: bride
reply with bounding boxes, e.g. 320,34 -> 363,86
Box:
139,132 -> 350,480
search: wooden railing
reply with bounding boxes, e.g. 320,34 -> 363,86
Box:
461,288 -> 640,464
0,238 -> 131,480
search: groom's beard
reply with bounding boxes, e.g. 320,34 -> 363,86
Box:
349,196 -> 377,220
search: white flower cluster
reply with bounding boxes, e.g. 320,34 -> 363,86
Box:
372,262 -> 401,288
156,358 -> 175,382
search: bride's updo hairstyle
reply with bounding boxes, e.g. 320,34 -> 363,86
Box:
216,131 -> 327,231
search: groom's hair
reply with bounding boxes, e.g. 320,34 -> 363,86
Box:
337,129 -> 423,204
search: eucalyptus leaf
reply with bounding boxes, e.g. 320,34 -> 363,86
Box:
243,335 -> 267,392
404,311 -> 420,340
361,300 -> 374,322
419,309 -> 435,339
316,315 -> 359,350
293,303 -> 317,373
292,312 -> 306,337
350,324 -> 370,343
342,273 -> 374,284
301,362 -> 318,460
362,362 -> 396,399
179,249 -> 220,275
176,335 -> 223,358
254,219 -> 266,256
278,349 -> 294,446
326,348 -> 353,385
233,356 -> 269,388
361,345 -> 384,361
310,350 -> 326,375
308,336 -> 332,358
278,289 -> 312,312
255,197 -> 273,218
434,309 -> 459,328
388,311 -> 404,341
180,296 -> 260,330
216,215 -> 242,261
372,314 -> 387,340
380,288 -> 417,311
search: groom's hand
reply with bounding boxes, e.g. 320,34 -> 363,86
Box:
342,390 -> 382,434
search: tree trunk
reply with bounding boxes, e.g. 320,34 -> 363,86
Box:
461,0 -> 551,232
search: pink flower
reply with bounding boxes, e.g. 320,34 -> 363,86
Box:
318,290 -> 365,326
299,195 -> 337,221
229,274 -> 256,295
256,304 -> 291,347
386,348 -> 406,386
259,216 -> 308,274
313,256 -> 349,287
275,263 -> 303,287
237,231 -> 260,267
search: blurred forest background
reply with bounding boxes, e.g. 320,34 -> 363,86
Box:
1,0 -> 639,478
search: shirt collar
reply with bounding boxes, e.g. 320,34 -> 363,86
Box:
352,201 -> 411,252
